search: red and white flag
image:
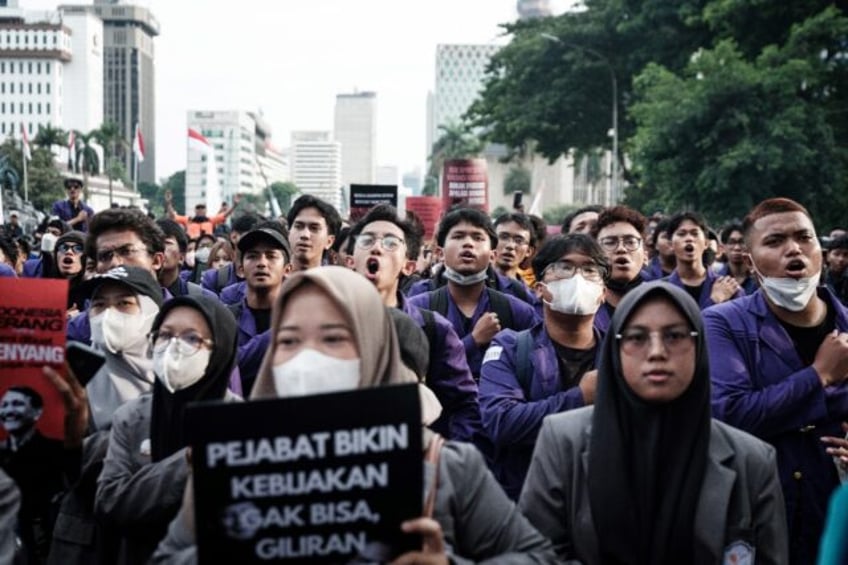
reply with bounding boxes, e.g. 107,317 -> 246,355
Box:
188,128 -> 211,153
133,123 -> 145,163
68,130 -> 76,169
20,124 -> 31,161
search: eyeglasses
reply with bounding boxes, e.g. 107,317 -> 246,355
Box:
725,238 -> 745,248
149,330 -> 214,356
96,244 -> 148,265
355,234 -> 405,252
66,184 -> 82,191
599,235 -> 643,252
57,242 -> 84,255
543,260 -> 606,282
616,326 -> 698,355
497,232 -> 529,246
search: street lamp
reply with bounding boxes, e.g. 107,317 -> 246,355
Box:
540,33 -> 619,203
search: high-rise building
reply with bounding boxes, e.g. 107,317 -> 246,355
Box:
334,91 -> 376,189
290,130 -> 342,211
0,4 -> 102,143
428,44 -> 499,153
60,0 -> 159,184
517,0 -> 552,19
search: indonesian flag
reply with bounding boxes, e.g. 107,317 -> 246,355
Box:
68,130 -> 76,169
133,123 -> 145,163
188,128 -> 211,153
21,124 -> 31,161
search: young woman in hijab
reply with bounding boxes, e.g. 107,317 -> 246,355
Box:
519,281 -> 788,565
152,266 -> 555,564
95,295 -> 239,565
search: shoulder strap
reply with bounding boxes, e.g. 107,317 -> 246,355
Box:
428,287 -> 450,317
487,288 -> 514,330
423,433 -> 445,519
216,265 -> 230,292
515,329 -> 534,397
420,309 -> 437,351
227,302 -> 242,320
186,281 -> 203,297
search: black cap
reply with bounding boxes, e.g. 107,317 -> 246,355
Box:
237,227 -> 292,260
79,265 -> 164,308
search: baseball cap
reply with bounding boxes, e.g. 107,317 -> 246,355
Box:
78,265 -> 164,308
237,227 -> 292,260
63,174 -> 84,188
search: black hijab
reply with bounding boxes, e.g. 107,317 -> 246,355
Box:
587,281 -> 711,565
149,295 -> 238,461
47,231 -> 86,308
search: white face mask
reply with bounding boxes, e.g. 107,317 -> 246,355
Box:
41,232 -> 57,253
185,250 -> 196,268
749,257 -> 820,312
543,274 -> 604,315
272,349 -> 361,397
195,247 -> 211,264
153,343 -> 211,393
90,301 -> 157,355
443,266 -> 488,286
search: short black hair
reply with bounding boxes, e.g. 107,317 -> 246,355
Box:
286,195 -> 342,238
349,204 -> 424,261
0,235 -> 18,267
561,205 -> 604,233
532,233 -> 609,280
6,386 -> 43,410
591,206 -> 648,240
231,213 -> 262,235
87,208 -> 166,259
156,219 -> 188,253
494,213 -> 537,247
829,234 -> 848,251
334,226 -> 353,255
436,207 -> 496,248
666,212 -> 709,239
649,217 -> 672,249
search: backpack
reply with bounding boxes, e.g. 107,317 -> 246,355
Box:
216,265 -> 231,293
186,281 -> 204,297
427,286 -> 515,331
514,329 -> 534,397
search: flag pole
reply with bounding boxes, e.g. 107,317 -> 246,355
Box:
21,138 -> 28,203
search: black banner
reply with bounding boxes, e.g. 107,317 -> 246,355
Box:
187,384 -> 423,563
349,184 -> 398,222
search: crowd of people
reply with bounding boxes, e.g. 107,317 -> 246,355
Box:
0,177 -> 847,564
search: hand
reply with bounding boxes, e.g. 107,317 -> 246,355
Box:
471,312 -> 501,347
180,474 -> 196,538
66,304 -> 80,319
821,422 -> 848,471
43,363 -> 89,448
579,370 -> 598,405
710,275 -> 740,304
232,193 -> 241,205
813,331 -> 848,387
164,189 -> 172,203
390,518 -> 448,565
75,209 -> 88,222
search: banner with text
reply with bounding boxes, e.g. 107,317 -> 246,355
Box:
187,384 -> 423,564
441,158 -> 488,212
0,278 -> 68,442
349,184 -> 398,223
404,197 -> 443,241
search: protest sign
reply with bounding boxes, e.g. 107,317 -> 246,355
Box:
0,278 -> 68,442
441,158 -> 488,212
405,197 -> 443,241
349,184 -> 398,223
187,383 -> 423,563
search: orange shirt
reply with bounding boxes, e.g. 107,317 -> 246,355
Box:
173,213 -> 227,239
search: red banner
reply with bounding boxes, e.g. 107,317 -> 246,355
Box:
0,278 -> 68,441
405,197 -> 443,241
441,158 -> 488,212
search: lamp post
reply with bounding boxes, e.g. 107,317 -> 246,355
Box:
540,33 -> 619,203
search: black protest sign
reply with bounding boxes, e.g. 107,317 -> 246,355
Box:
187,384 -> 423,563
349,184 -> 398,222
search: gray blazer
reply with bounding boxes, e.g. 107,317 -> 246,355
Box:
519,407 -> 789,565
152,441 -> 557,564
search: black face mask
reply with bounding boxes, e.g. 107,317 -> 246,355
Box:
605,273 -> 644,296
702,248 -> 716,267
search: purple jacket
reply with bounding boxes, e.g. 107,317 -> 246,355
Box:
642,256 -> 669,282
666,267 -> 745,309
705,288 -> 848,564
714,262 -> 758,295
480,322 -> 602,499
398,295 -> 481,443
407,288 -> 539,379
407,266 -> 539,308
21,258 -> 42,278
51,200 -> 94,232
219,281 -> 246,306
201,263 -> 239,295
237,330 -> 269,395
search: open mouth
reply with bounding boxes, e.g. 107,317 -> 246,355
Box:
785,259 -> 807,277
366,258 -> 380,279
684,244 -> 695,253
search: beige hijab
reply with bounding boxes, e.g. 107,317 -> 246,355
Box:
252,266 -> 419,399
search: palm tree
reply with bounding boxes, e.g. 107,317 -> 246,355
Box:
94,121 -> 127,206
34,124 -> 66,156
73,130 -> 100,201
427,122 -> 484,182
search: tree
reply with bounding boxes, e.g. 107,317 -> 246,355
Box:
34,124 -> 66,154
72,130 -> 100,201
490,205 -> 510,220
542,204 -> 578,228
503,165 -> 532,195
268,181 -> 299,214
161,171 -> 186,215
422,175 -> 438,197
0,139 -> 64,213
627,7 -> 848,226
138,181 -> 163,217
427,122 -> 484,182
94,121 -> 128,206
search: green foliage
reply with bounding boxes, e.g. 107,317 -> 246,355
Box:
427,122 -> 484,181
503,166 -> 532,195
34,124 -> 66,151
237,192 -> 267,215
138,181 -> 163,216
490,205 -> 510,220
0,139 -> 64,213
542,203 -> 578,228
162,171 -> 186,215
268,181 -> 299,214
422,175 -> 438,197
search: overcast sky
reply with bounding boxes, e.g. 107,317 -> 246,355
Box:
24,0 -> 572,182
